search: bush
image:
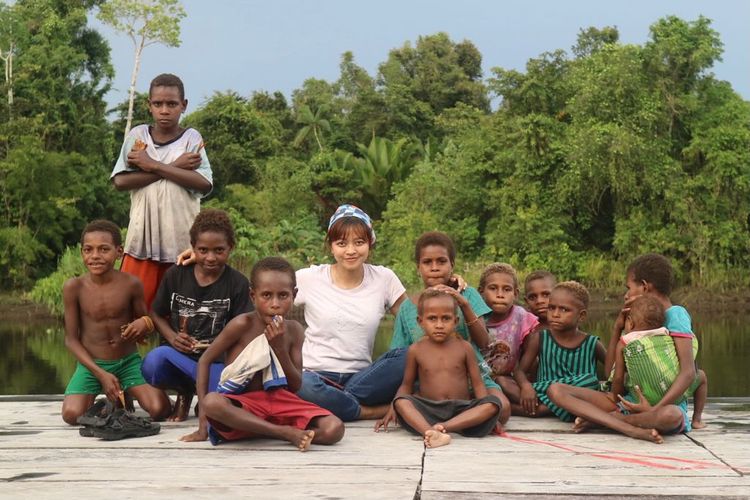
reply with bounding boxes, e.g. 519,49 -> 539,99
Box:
29,245 -> 87,317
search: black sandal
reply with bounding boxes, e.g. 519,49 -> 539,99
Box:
77,398 -> 115,437
91,409 -> 160,440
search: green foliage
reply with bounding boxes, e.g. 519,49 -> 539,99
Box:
183,91 -> 284,195
29,245 -> 87,317
6,13 -> 750,304
97,0 -> 186,48
221,209 -> 327,276
0,226 -> 49,289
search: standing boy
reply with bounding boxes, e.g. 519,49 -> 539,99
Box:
181,257 -> 345,451
61,220 -> 170,425
111,73 -> 212,309
383,289 -> 502,448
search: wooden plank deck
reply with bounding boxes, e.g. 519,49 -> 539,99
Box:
1,397 -> 748,499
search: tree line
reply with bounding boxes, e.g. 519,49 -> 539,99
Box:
1,0 -> 748,300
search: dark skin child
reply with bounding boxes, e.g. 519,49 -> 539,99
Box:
61,231 -> 170,425
180,269 -> 344,450
111,85 -> 210,194
503,288 -> 605,417
150,229 -> 233,422
381,294 -> 499,448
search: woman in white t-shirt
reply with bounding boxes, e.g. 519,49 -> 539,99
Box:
294,204 -> 407,421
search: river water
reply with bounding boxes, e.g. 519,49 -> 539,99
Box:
3,308 -> 748,396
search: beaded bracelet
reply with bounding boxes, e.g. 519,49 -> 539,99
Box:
465,316 -> 481,327
141,315 -> 155,333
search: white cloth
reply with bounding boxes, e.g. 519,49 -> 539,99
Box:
295,264 -> 405,373
621,327 -> 670,345
217,334 -> 287,394
110,125 -> 213,262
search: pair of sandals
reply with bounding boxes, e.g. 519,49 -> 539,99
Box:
77,399 -> 160,440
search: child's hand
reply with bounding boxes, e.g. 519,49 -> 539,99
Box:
121,318 -> 149,343
430,284 -> 469,308
264,316 -> 285,349
98,371 -> 122,402
613,296 -> 637,335
126,149 -> 157,171
374,406 -> 398,432
618,385 -> 652,414
449,274 -> 467,292
176,248 -> 196,266
170,332 -> 197,353
171,152 -> 202,170
520,385 -> 539,416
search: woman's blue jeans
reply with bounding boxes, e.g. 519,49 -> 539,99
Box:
296,347 -> 407,421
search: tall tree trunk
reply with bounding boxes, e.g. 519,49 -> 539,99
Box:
125,37 -> 146,136
1,42 -> 12,118
313,126 -> 323,152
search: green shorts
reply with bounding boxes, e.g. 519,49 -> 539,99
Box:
65,352 -> 147,395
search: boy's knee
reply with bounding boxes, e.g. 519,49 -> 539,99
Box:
61,409 -> 81,426
659,406 -> 684,431
314,416 -> 345,444
201,392 -> 226,418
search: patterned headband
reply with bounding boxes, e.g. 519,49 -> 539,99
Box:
327,204 -> 376,244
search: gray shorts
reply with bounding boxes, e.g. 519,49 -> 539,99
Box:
394,394 -> 502,437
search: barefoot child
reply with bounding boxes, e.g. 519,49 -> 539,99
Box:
616,253 -> 707,429
477,263 -> 539,389
376,231 -> 509,430
504,281 -> 605,420
523,270 -> 556,329
612,295 -> 707,428
61,220 -> 170,425
390,289 -> 502,448
111,73 -> 213,309
181,257 -> 345,450
545,254 -> 705,443
143,209 -> 251,421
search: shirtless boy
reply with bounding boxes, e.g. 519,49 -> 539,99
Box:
61,220 -> 170,425
386,289 -> 502,448
181,257 -> 344,450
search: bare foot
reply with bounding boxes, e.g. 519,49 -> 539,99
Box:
424,429 -> 451,448
359,404 -> 390,420
168,392 -> 193,422
288,429 -> 315,452
627,427 -> 664,444
573,416 -> 595,433
692,420 -> 707,430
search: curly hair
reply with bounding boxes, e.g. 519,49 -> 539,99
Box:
149,73 -> 185,101
628,295 -> 665,331
479,262 -> 518,290
627,253 -> 673,296
189,209 -> 235,247
414,231 -> 456,265
523,270 -> 556,291
250,256 -> 296,290
81,220 -> 121,247
417,288 -> 458,315
553,280 -> 590,309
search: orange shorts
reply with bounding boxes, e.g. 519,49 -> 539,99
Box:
120,255 -> 172,310
207,388 -> 332,443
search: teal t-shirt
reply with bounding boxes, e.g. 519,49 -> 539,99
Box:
389,287 -> 498,390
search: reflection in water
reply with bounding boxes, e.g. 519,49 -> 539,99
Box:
3,309 -> 749,396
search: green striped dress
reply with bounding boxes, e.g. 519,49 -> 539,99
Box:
532,330 -> 600,422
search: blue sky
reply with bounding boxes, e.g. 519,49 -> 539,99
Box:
91,0 -> 750,111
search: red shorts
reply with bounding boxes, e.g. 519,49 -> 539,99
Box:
208,388 -> 332,442
121,255 -> 172,310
